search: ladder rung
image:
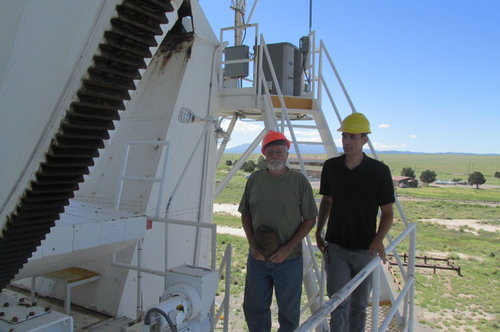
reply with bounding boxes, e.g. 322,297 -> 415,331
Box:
120,175 -> 162,182
295,141 -> 324,145
291,124 -> 318,129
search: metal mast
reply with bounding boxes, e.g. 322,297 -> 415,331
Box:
231,0 -> 245,46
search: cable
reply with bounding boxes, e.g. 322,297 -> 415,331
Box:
144,307 -> 178,332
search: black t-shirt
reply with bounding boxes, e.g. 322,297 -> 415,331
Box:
319,154 -> 395,250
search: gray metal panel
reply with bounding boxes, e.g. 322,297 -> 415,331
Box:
262,42 -> 302,96
224,45 -> 249,78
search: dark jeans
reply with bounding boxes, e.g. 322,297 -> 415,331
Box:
325,243 -> 373,332
243,255 -> 303,332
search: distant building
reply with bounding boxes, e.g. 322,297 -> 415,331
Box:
392,176 -> 418,188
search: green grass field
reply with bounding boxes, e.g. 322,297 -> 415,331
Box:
215,153 -> 500,331
220,152 -> 500,186
377,153 -> 500,186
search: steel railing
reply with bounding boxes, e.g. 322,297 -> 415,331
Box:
295,223 -> 417,332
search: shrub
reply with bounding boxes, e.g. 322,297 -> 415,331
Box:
420,170 -> 437,184
401,167 -> 416,178
256,156 -> 266,170
241,160 -> 256,172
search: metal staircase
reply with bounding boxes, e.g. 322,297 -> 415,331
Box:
215,23 -> 334,325
215,21 -> 416,331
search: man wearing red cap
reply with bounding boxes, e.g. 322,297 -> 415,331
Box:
238,130 -> 318,332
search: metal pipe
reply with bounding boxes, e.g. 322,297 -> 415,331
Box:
379,277 -> 415,331
371,265 -> 380,331
387,233 -> 408,280
216,114 -> 238,164
114,144 -> 131,210
258,68 -> 279,130
164,218 -> 169,292
309,0 -> 313,33
320,40 -> 357,114
311,31 -> 317,98
111,259 -> 165,277
156,142 -> 170,218
320,74 -> 343,125
165,122 -> 210,218
408,227 -> 417,332
395,197 -> 410,227
214,129 -> 266,197
148,216 -> 218,230
253,23 -> 259,96
247,0 -> 259,24
304,236 -> 321,284
223,245 -> 232,332
137,238 -> 143,317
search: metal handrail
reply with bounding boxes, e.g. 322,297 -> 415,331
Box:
213,244 -> 233,332
295,223 -> 417,332
111,216 -> 218,322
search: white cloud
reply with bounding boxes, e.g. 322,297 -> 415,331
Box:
221,119 -> 263,134
372,142 -> 407,151
221,122 -> 326,147
409,134 -> 417,139
234,122 -> 263,134
284,129 -> 321,142
378,124 -> 391,128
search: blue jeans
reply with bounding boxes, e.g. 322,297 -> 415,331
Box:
243,255 -> 303,332
325,243 -> 373,332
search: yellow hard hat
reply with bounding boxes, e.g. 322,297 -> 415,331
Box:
337,113 -> 371,134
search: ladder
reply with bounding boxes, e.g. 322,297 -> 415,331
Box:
114,140 -> 170,217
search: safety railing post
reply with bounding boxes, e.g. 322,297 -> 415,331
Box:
371,265 -> 380,332
408,227 -> 416,332
223,245 -> 232,332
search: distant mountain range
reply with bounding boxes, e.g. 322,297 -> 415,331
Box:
224,143 -> 499,156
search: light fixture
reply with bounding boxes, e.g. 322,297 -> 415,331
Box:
178,107 -> 197,123
178,107 -> 229,144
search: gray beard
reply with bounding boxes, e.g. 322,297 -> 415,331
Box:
267,160 -> 285,171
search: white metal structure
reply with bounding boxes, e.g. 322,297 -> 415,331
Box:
0,0 -> 415,331
214,11 -> 417,332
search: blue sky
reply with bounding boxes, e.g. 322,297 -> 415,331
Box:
200,1 -> 499,154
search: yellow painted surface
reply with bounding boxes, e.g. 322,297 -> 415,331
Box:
271,96 -> 313,109
44,267 -> 100,283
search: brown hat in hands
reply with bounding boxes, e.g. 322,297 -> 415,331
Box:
253,225 -> 280,260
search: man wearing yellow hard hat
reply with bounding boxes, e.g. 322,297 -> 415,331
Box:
238,130 -> 318,332
316,113 -> 395,332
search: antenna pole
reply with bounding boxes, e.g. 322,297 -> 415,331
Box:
309,0 -> 313,32
231,0 -> 246,45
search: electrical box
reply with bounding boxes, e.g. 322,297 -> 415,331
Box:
261,42 -> 303,96
223,45 -> 249,78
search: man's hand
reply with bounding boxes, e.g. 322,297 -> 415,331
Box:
250,245 -> 266,261
315,232 -> 326,254
269,244 -> 293,263
369,236 -> 387,263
